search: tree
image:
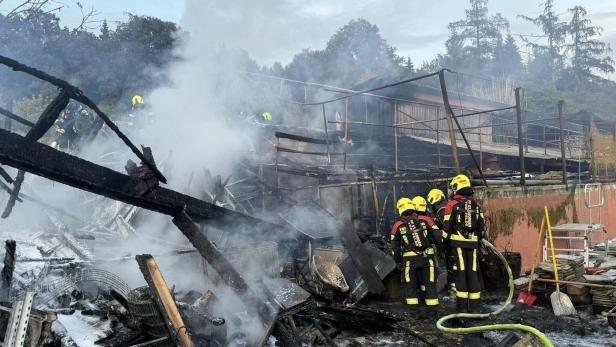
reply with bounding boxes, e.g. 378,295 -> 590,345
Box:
518,0 -> 567,81
566,6 -> 614,84
447,0 -> 509,68
99,19 -> 110,40
321,19 -> 403,85
493,34 -> 523,76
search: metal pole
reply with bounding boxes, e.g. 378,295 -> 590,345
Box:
438,70 -> 461,173
515,88 -> 526,188
558,101 -> 568,186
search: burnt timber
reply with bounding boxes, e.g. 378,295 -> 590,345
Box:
0,128 -> 284,234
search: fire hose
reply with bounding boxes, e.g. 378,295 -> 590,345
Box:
436,240 -> 554,347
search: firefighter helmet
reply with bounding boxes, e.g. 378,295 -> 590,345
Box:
396,197 -> 414,216
427,189 -> 446,205
450,174 -> 471,193
411,196 -> 428,213
132,95 -> 144,107
262,112 -> 272,121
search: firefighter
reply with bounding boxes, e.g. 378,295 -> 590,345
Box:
262,111 -> 272,121
427,189 -> 447,227
442,174 -> 485,312
391,197 -> 439,307
412,195 -> 441,306
132,95 -> 145,110
427,188 -> 455,292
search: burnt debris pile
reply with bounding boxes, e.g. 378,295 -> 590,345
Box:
0,55 -> 613,347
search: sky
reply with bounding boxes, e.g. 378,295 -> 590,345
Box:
1,0 -> 615,70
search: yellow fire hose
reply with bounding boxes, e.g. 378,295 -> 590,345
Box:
436,240 -> 554,347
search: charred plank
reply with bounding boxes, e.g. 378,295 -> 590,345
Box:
2,90 -> 69,218
171,211 -> 247,293
0,129 -> 285,235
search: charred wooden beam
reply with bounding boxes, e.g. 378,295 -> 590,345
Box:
0,129 -> 286,235
172,211 -> 247,293
2,90 -> 70,218
274,131 -> 328,145
0,106 -> 34,128
0,54 -> 167,184
135,254 -> 194,347
0,240 -> 16,301
0,166 -> 13,184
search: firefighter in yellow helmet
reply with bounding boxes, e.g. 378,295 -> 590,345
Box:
262,111 -> 272,121
442,174 -> 485,313
412,195 -> 442,307
132,95 -> 145,110
391,197 -> 439,307
427,188 -> 455,291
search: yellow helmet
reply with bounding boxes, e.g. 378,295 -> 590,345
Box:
450,174 -> 471,193
262,112 -> 272,121
427,189 -> 445,205
396,197 -> 414,216
411,196 -> 428,213
132,95 -> 144,107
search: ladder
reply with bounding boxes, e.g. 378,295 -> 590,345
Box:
543,183 -> 607,268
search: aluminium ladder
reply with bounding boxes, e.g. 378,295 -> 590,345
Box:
543,183 -> 608,268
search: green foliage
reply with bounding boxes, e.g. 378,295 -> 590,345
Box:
447,0 -> 509,69
566,6 -> 614,84
518,0 -> 567,81
285,19 -> 404,86
0,10 -> 180,112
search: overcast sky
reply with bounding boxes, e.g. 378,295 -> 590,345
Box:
2,0 -> 615,70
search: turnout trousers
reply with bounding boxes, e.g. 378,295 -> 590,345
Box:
402,252 -> 439,306
452,246 -> 481,312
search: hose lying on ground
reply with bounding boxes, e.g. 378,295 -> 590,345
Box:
436,240 -> 554,347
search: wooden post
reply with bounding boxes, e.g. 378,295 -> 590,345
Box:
394,105 -> 399,173
479,113 -> 483,172
436,107 -> 441,168
371,179 -> 379,236
515,88 -> 526,188
438,71 -> 461,173
275,137 -> 280,189
322,104 -> 331,163
558,101 -> 568,186
136,254 -> 194,347
364,95 -> 368,123
543,125 -> 547,155
343,97 -> 349,169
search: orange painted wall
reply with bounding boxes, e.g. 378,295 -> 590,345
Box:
477,184 -> 616,272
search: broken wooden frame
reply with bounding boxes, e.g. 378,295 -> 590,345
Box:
0,54 -> 166,184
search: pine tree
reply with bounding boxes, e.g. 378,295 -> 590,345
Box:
518,0 -> 567,80
566,6 -> 614,83
404,56 -> 414,75
100,19 -> 110,40
447,0 -> 509,69
493,34 -> 522,76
